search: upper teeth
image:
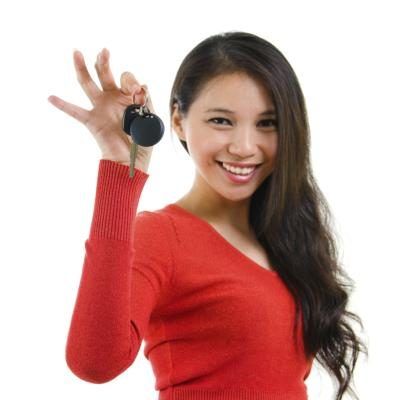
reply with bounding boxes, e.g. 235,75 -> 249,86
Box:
222,162 -> 256,175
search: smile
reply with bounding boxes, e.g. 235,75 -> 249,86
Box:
216,161 -> 261,184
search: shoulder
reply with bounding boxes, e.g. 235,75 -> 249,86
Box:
134,210 -> 176,243
133,210 -> 177,276
135,209 -> 179,243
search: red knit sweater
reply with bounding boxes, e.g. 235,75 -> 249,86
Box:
66,159 -> 314,400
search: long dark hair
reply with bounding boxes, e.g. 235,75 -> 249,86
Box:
168,31 -> 368,400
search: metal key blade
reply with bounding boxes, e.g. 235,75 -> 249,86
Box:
129,138 -> 138,178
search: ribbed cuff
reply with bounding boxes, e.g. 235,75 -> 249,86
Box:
88,159 -> 149,241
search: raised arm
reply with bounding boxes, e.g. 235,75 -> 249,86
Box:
65,160 -> 174,384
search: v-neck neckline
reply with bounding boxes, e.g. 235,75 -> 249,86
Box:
164,203 -> 279,277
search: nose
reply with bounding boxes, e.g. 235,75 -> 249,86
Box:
227,127 -> 258,159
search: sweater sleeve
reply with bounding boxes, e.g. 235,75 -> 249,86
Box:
65,159 -> 174,384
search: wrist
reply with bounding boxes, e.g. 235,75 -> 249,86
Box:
101,157 -> 149,174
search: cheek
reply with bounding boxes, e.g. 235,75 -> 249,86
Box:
264,133 -> 278,158
193,144 -> 219,168
188,133 -> 222,166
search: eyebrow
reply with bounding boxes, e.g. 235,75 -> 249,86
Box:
205,107 -> 276,116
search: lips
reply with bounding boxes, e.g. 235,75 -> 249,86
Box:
216,160 -> 260,183
216,161 -> 261,169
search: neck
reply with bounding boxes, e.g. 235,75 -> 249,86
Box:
176,193 -> 253,236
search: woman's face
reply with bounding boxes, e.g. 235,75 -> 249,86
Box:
172,72 -> 278,205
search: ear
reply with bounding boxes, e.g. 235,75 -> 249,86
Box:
171,103 -> 186,141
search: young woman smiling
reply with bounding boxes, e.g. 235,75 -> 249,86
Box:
49,31 -> 367,400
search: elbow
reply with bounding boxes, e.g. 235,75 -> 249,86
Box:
65,345 -> 136,384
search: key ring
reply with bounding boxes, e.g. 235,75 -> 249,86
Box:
135,85 -> 149,116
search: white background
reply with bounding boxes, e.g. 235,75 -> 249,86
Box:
0,0 -> 398,399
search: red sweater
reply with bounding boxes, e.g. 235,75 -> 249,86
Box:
66,159 -> 314,400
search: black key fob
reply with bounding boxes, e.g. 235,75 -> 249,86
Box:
122,103 -> 164,146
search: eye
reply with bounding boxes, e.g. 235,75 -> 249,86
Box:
259,119 -> 277,128
208,117 -> 277,128
208,117 -> 231,126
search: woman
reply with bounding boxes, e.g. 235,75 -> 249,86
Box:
48,31 -> 367,400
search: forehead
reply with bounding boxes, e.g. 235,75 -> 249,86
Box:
192,72 -> 275,114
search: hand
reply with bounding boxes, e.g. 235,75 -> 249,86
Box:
48,48 -> 154,172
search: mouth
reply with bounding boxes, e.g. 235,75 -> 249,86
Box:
215,160 -> 263,169
215,160 -> 262,183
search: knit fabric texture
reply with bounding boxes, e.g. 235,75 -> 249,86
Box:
65,159 -> 314,400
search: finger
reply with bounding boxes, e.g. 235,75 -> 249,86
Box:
73,50 -> 102,105
120,71 -> 141,96
94,48 -> 119,91
48,95 -> 90,125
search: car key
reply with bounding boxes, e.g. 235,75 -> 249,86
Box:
129,134 -> 138,178
122,90 -> 165,178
